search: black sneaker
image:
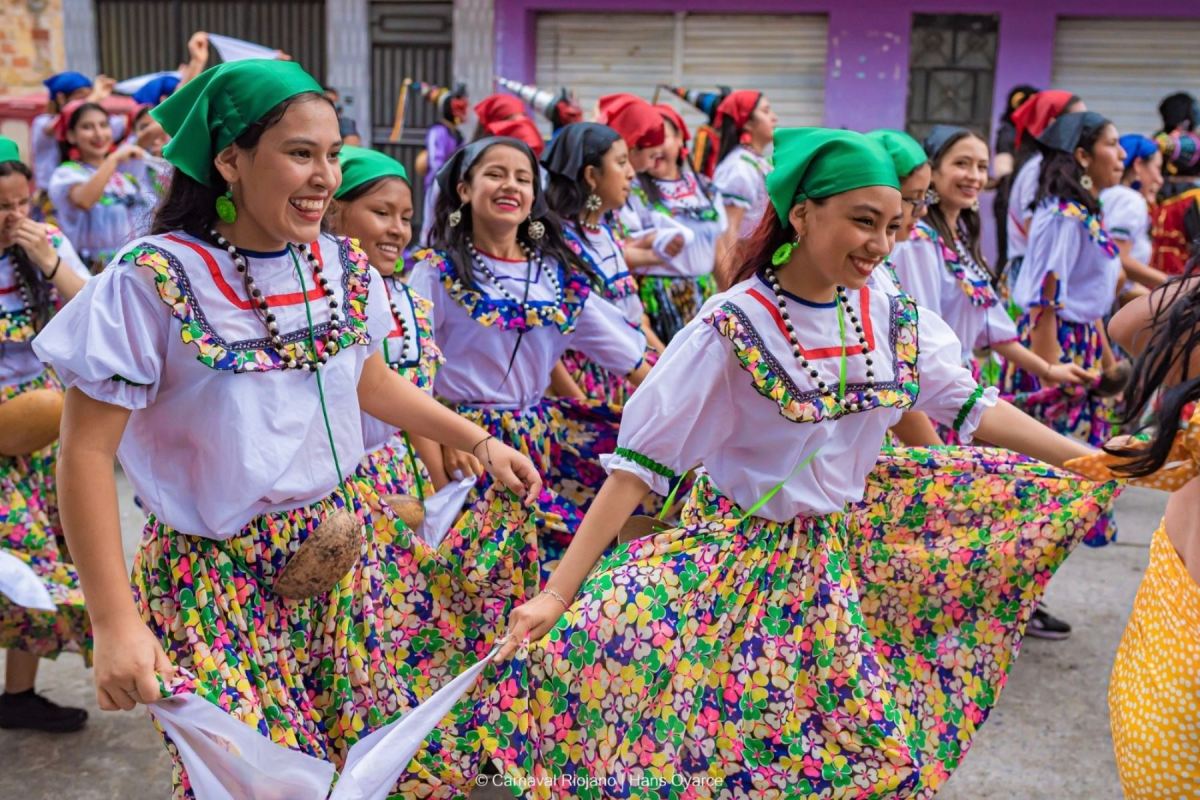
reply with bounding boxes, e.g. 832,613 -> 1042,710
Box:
0,690 -> 88,733
1027,606 -> 1072,640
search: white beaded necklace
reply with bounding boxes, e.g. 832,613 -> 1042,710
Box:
210,229 -> 342,371
466,236 -> 562,308
763,265 -> 877,411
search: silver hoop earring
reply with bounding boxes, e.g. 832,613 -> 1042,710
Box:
527,218 -> 546,240
448,203 -> 465,227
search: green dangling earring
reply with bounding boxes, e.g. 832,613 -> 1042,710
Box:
215,188 -> 237,224
771,235 -> 800,266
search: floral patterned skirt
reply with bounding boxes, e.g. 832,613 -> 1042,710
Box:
560,348 -> 657,407
0,372 -> 90,661
1002,313 -> 1116,447
458,397 -> 629,582
439,447 -> 1115,799
133,476 -> 531,799
638,273 -> 716,344
355,432 -> 432,502
1002,312 -> 1119,544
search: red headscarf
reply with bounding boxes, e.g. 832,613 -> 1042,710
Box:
713,90 -> 762,131
655,103 -> 690,143
474,94 -> 526,129
1012,90 -> 1076,148
55,99 -> 90,142
597,94 -> 665,150
485,115 -> 545,157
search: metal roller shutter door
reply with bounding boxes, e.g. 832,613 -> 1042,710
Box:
1052,18 -> 1200,136
535,12 -> 827,134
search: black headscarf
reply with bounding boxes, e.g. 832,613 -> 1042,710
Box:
540,122 -> 621,181
1036,111 -> 1110,154
435,135 -> 549,218
923,125 -> 972,160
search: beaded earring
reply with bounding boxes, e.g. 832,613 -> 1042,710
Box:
925,187 -> 941,206
448,203 -> 464,227
527,217 -> 546,240
215,189 -> 237,224
771,234 -> 801,266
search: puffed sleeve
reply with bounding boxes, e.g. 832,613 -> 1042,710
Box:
406,256 -> 445,334
619,184 -> 653,235
47,224 -> 89,279
364,265 -> 393,353
714,157 -> 758,210
47,163 -> 87,219
568,291 -> 647,376
1012,209 -> 1081,313
910,306 -> 998,441
32,245 -> 169,409
888,237 -> 944,314
975,301 -> 1019,349
600,321 -> 734,495
1101,188 -> 1146,243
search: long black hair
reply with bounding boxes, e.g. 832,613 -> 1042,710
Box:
431,139 -> 597,292
543,143 -> 620,241
926,128 -> 991,275
57,102 -> 108,162
0,161 -> 54,331
1108,259 -> 1200,476
151,92 -> 335,325
716,93 -> 762,163
1032,120 -> 1109,216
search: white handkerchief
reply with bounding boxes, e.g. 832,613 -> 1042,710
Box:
148,693 -> 335,800
207,34 -> 280,63
0,550 -> 55,611
114,70 -> 181,96
329,648 -> 497,800
418,477 -> 476,548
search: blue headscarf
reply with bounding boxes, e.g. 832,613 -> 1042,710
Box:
132,74 -> 181,106
1119,134 -> 1158,170
43,71 -> 91,99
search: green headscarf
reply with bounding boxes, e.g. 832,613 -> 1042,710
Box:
866,129 -> 928,181
151,59 -> 325,187
765,128 -> 900,222
0,136 -> 20,165
335,145 -> 409,200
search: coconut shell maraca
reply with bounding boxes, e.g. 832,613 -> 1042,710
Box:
383,494 -> 426,530
272,508 -> 362,599
0,388 -> 63,456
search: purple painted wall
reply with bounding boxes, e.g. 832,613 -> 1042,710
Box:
493,0 -> 1200,134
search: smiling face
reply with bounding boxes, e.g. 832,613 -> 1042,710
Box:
1081,123 -> 1125,194
456,144 -> 536,234
584,138 -> 634,213
790,185 -> 903,290
331,177 -> 413,275
930,134 -> 989,213
215,96 -> 343,247
648,119 -> 684,179
67,107 -> 113,162
898,162 -> 931,240
0,170 -> 32,250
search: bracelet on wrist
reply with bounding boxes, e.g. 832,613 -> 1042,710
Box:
540,588 -> 570,610
45,255 -> 61,280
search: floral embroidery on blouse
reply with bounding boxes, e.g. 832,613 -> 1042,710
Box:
418,247 -> 591,333
563,225 -> 639,302
911,222 -> 999,309
383,277 -> 443,393
631,174 -> 721,223
131,236 -> 373,373
1054,199 -> 1120,258
707,293 -> 920,424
